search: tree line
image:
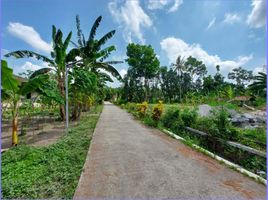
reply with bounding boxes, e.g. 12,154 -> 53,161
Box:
118,43 -> 266,103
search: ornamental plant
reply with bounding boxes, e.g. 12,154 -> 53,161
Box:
136,101 -> 148,118
152,101 -> 163,122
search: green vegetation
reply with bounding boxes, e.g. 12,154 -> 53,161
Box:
2,15 -> 121,146
119,102 -> 266,178
1,105 -> 102,199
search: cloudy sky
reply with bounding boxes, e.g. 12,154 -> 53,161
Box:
2,0 -> 266,87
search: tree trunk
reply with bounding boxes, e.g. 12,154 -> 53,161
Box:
12,116 -> 18,146
58,76 -> 66,120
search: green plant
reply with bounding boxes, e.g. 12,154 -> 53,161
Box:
160,108 -> 184,132
143,115 -> 157,127
211,106 -> 232,139
181,108 -> 198,127
1,105 -> 103,199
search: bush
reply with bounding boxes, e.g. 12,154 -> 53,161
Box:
160,108 -> 184,132
194,117 -> 219,137
124,103 -> 136,113
152,101 -> 163,122
211,106 -> 232,139
136,101 -> 148,118
181,108 -> 198,127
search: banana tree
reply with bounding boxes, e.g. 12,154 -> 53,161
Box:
67,15 -> 123,81
1,60 -> 49,146
5,26 -> 72,120
249,72 -> 267,96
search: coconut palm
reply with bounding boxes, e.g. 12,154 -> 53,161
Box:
172,55 -> 185,102
5,26 -> 72,120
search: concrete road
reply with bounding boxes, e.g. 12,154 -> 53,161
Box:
74,102 -> 266,199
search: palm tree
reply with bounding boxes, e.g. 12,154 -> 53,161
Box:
2,60 -> 49,146
172,55 -> 185,102
5,26 -> 72,120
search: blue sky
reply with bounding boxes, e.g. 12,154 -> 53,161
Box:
2,0 -> 266,87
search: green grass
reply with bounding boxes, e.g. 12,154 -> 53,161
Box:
1,105 -> 103,199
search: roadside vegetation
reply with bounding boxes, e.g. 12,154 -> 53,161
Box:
1,15 -> 120,199
2,105 -> 102,199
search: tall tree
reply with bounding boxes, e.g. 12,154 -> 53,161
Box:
228,67 -> 253,89
172,56 -> 185,102
126,43 -> 160,101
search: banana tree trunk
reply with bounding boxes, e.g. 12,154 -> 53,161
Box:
58,76 -> 66,120
12,100 -> 19,146
12,116 -> 18,146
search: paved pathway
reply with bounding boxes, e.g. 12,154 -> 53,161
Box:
74,102 -> 266,199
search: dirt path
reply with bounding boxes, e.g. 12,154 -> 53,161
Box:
74,102 -> 266,199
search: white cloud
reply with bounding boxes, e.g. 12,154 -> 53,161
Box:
16,61 -> 43,74
15,61 -> 52,75
147,0 -> 183,12
168,0 -> 183,12
108,0 -> 152,43
1,49 -> 9,58
148,0 -> 169,10
206,17 -> 216,30
223,13 -> 241,24
253,66 -> 266,75
7,22 -> 52,53
160,37 -> 253,77
247,0 -> 266,28
119,69 -> 127,78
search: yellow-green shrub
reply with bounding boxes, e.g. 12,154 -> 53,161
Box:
136,101 -> 148,117
152,101 -> 163,121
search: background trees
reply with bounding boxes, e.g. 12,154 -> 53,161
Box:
125,43 -> 160,101
228,67 -> 253,90
119,44 -> 264,106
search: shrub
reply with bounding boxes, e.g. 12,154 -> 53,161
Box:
194,117 -> 219,137
125,103 -> 136,113
181,108 -> 198,127
152,101 -> 163,122
160,108 -> 184,132
211,106 -> 232,139
136,101 -> 148,118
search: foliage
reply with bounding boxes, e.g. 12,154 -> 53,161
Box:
249,72 -> 266,97
160,107 -> 184,132
181,108 -> 198,127
5,26 -> 73,120
124,43 -> 160,101
152,101 -> 163,122
136,101 -> 148,118
228,67 -> 253,89
1,106 -> 102,199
